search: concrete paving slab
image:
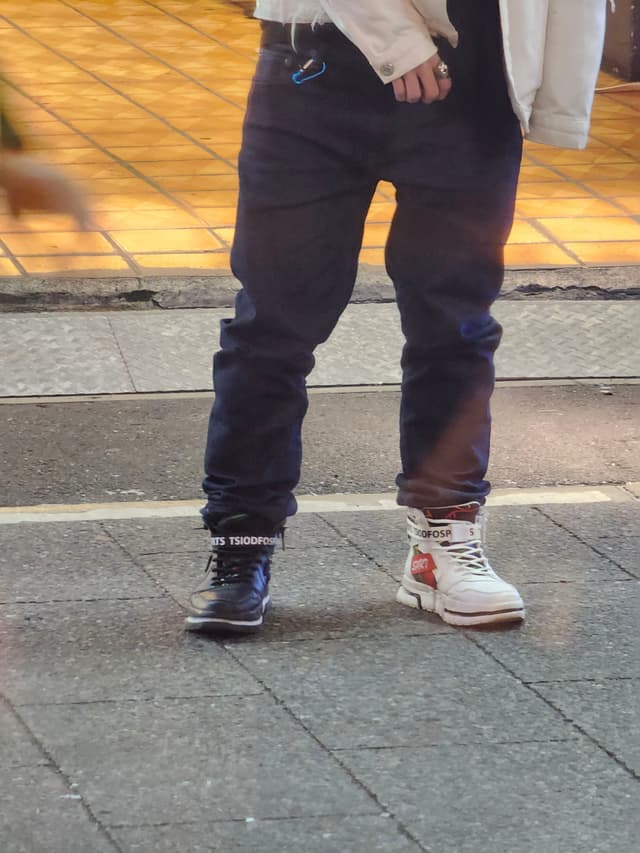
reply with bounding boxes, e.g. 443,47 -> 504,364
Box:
102,515 -> 208,556
299,301 -> 640,383
538,503 -> 640,577
535,680 -> 640,775
108,304 -> 402,391
484,505 -> 637,581
18,696 -> 378,826
110,306 -> 403,391
0,599 -> 261,706
109,310 -> 221,393
103,512 -> 345,557
339,740 -> 639,853
311,306 -> 404,386
470,579 -> 638,682
0,765 -> 117,853
495,301 -> 640,379
321,506 -> 633,584
111,815 -> 422,853
1,301 -> 639,397
139,547 -> 451,642
0,522 -> 161,602
231,635 -> 574,750
0,699 -> 47,768
0,501 -> 637,848
0,314 -> 133,397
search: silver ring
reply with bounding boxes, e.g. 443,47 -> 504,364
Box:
434,61 -> 450,80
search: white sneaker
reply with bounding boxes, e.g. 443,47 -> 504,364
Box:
396,502 -> 525,626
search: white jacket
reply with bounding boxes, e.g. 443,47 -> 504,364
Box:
254,1 -> 610,149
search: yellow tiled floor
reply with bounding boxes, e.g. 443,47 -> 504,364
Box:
0,0 -> 639,277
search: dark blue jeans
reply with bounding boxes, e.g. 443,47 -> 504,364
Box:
203,1 -> 522,525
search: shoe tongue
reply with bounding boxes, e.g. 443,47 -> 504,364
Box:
424,505 -> 479,523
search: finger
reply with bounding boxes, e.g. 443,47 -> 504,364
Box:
436,74 -> 452,101
392,77 -> 406,102
417,66 -> 440,104
429,54 -> 453,101
403,71 -> 422,104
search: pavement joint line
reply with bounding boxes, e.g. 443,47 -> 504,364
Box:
0,596 -> 166,605
1,377 -> 639,405
106,314 -> 138,393
0,692 -> 124,853
219,650 -> 427,852
517,578 -> 636,585
524,677 -> 636,685
0,485 -> 634,525
329,738 -> 580,752
463,633 -> 640,784
526,682 -> 640,782
102,813 -> 388,830
533,504 -> 640,580
241,631 -> 455,646
621,481 -> 640,499
97,520 -> 184,603
12,693 -> 266,708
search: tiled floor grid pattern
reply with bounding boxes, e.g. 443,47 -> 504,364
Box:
0,0 -> 639,277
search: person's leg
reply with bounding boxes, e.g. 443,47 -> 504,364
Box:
188,26 -> 378,631
202,33 -> 377,528
384,0 -> 525,624
387,3 -> 522,509
389,138 -> 520,509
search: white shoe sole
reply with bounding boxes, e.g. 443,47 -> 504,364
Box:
396,584 -> 525,627
185,595 -> 271,634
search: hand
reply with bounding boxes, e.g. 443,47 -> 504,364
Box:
0,154 -> 93,229
392,53 -> 452,104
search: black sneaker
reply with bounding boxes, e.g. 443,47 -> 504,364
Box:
185,513 -> 283,634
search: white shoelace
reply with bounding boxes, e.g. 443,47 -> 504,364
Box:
444,539 -> 492,575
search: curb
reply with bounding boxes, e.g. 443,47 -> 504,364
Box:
0,264 -> 638,312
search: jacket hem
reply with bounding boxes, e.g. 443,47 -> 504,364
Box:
527,114 -> 590,150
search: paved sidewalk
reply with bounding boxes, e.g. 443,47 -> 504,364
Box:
1,502 -> 638,852
1,300 -> 639,396
1,303 -> 638,852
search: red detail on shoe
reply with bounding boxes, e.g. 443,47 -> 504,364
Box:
411,548 -> 437,588
424,505 -> 478,522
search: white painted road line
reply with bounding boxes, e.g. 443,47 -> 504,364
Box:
0,485 -> 634,525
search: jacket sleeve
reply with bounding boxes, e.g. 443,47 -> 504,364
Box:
318,0 -> 440,82
527,0 -> 608,149
410,0 -> 459,45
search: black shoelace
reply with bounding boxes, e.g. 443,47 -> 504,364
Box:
204,546 -> 269,586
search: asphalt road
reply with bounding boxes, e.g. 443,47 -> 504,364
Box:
1,384 -> 638,507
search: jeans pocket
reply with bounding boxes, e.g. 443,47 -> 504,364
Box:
253,45 -> 297,86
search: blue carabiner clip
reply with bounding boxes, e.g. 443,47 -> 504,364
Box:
292,58 -> 327,85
